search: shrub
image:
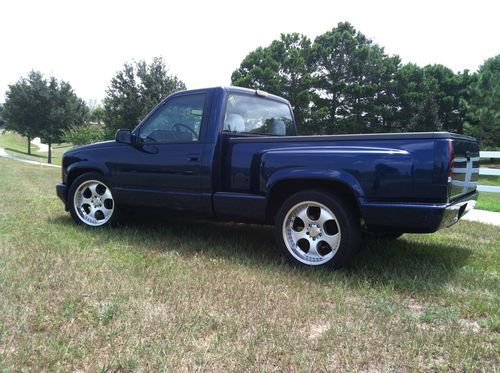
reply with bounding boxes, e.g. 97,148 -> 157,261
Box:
62,124 -> 107,146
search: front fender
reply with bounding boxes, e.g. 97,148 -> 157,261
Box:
65,160 -> 110,183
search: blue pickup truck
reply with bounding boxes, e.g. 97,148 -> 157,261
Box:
56,87 -> 479,268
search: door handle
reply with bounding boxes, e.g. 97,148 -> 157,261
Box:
187,154 -> 200,162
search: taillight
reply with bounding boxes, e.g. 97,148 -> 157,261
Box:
447,140 -> 454,183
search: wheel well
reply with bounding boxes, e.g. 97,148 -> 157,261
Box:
266,179 -> 361,223
67,168 -> 102,190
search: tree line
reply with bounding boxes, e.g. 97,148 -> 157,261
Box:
231,22 -> 499,147
1,22 -> 498,163
0,57 -> 184,163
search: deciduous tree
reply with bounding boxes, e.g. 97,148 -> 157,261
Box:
42,78 -> 88,163
3,71 -> 48,154
103,57 -> 186,135
3,71 -> 87,162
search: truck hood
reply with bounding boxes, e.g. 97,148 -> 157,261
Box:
64,140 -> 118,156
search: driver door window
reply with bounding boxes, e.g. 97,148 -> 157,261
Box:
138,94 -> 206,143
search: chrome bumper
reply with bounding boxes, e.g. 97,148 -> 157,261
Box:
439,192 -> 478,229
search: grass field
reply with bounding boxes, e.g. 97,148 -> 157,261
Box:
0,158 -> 498,371
480,174 -> 500,188
476,192 -> 500,212
477,174 -> 500,212
0,131 -> 73,166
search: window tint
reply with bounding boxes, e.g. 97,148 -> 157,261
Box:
223,94 -> 294,136
139,94 -> 206,143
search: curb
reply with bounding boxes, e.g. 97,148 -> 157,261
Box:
462,209 -> 500,227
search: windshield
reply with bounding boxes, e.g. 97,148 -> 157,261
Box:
223,94 -> 295,136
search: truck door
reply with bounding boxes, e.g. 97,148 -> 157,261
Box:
110,92 -> 208,212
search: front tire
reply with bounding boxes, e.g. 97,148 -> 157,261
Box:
275,190 -> 361,269
68,172 -> 118,227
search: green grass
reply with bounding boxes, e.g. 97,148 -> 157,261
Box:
0,131 -> 73,166
477,175 -> 500,212
477,192 -> 500,212
0,158 -> 498,371
479,174 -> 500,187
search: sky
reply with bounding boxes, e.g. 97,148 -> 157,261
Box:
1,0 -> 499,104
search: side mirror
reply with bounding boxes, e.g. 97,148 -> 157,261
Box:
115,129 -> 133,145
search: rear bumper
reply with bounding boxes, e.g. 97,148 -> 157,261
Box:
439,194 -> 477,229
361,191 -> 478,233
56,183 -> 68,211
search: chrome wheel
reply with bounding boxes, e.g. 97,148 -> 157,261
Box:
73,180 -> 114,226
282,201 -> 341,266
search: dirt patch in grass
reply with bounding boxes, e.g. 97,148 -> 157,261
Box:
307,320 -> 331,340
408,297 -> 426,316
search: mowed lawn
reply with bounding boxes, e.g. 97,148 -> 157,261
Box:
0,159 -> 498,371
477,174 -> 500,212
0,131 -> 73,166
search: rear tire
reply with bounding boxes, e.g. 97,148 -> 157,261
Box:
68,172 -> 118,227
275,190 -> 361,269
